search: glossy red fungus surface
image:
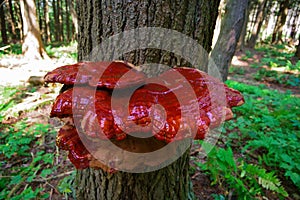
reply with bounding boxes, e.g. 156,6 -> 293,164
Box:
46,62 -> 245,169
44,61 -> 146,89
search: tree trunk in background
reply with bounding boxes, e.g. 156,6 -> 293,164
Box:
36,0 -> 42,35
212,0 -> 226,49
289,7 -> 299,41
272,0 -> 289,44
247,1 -> 259,39
0,0 -> 8,44
7,0 -> 17,40
57,0 -> 64,42
295,35 -> 300,59
65,0 -> 70,42
20,0 -> 49,59
247,0 -> 268,48
70,0 -> 78,39
15,1 -> 23,42
44,0 -> 51,43
237,1 -> 250,52
210,0 -> 248,81
53,0 -> 59,41
76,0 -> 220,199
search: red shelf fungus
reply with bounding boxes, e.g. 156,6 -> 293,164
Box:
45,61 -> 244,170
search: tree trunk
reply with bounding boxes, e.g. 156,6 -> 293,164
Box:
237,1 -> 250,52
272,0 -> 290,44
44,0 -> 51,43
247,0 -> 268,48
57,0 -> 64,42
210,0 -> 249,81
76,0 -> 220,199
20,0 -> 49,59
70,0 -> 78,39
289,7 -> 299,41
0,0 -> 8,44
76,146 -> 194,200
295,35 -> 300,59
212,0 -> 226,49
36,0 -> 42,34
15,1 -> 23,42
7,0 -> 17,40
53,0 -> 59,41
65,0 -> 70,42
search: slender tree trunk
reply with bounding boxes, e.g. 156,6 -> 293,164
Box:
70,0 -> 78,39
212,0 -> 226,49
0,0 -> 8,44
7,0 -> 17,40
20,0 -> 49,59
247,2 -> 259,39
247,0 -> 268,48
44,0 -> 51,43
65,0 -> 70,42
272,0 -> 290,44
295,35 -> 300,59
53,0 -> 59,41
36,0 -> 42,34
237,2 -> 250,52
211,0 -> 249,81
15,1 -> 23,42
57,0 -> 64,42
76,0 -> 220,199
289,7 -> 299,40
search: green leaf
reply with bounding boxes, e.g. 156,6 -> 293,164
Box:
9,175 -> 22,185
40,169 -> 53,178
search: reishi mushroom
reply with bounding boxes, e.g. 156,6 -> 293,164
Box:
45,61 -> 244,170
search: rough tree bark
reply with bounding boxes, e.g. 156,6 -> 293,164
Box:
0,0 -> 8,44
20,0 -> 49,59
272,0 -> 290,44
75,0 -> 220,199
247,0 -> 268,48
210,0 -> 249,81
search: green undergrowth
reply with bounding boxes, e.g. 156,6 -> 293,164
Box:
0,42 -> 77,59
0,44 -> 22,57
0,85 -> 75,199
194,80 -> 299,199
45,41 -> 78,60
254,44 -> 300,86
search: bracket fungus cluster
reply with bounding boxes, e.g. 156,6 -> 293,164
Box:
45,61 -> 244,170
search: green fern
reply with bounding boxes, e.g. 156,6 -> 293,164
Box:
244,164 -> 288,197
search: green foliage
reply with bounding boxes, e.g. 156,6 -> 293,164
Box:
256,44 -> 299,72
0,44 -> 22,57
241,50 -> 253,61
45,42 -> 78,60
195,142 -> 288,199
253,68 -> 300,86
225,80 -> 300,191
0,86 -> 20,120
229,66 -> 246,75
58,171 -> 76,199
0,119 -> 57,199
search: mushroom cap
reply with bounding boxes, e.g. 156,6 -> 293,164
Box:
49,63 -> 245,169
44,61 -> 147,89
50,87 -> 110,118
56,125 -> 91,169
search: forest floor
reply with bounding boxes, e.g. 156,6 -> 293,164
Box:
191,46 -> 300,199
0,44 -> 299,199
